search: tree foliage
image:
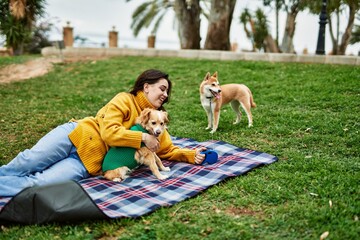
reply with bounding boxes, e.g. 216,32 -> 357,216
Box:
0,0 -> 47,55
253,8 -> 269,51
127,0 -> 173,37
26,20 -> 53,54
239,7 -> 273,52
127,0 -> 202,49
240,8 -> 256,51
303,0 -> 359,55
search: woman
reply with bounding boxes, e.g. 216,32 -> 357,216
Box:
0,69 -> 205,197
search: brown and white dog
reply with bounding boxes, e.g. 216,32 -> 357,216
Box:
200,72 -> 256,133
103,108 -> 170,181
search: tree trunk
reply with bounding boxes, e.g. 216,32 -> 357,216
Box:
275,4 -> 279,45
338,2 -> 357,55
264,35 -> 279,53
328,15 -> 339,55
174,0 -> 201,49
12,42 -> 24,56
280,3 -> 299,53
204,0 -> 237,50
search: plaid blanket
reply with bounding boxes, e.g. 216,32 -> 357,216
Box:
0,137 -> 278,218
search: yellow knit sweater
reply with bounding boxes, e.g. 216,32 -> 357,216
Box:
68,91 -> 196,175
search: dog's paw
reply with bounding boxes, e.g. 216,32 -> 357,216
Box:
113,177 -> 123,182
210,129 -> 216,134
205,126 -> 211,130
162,167 -> 170,172
248,123 -> 253,127
158,174 -> 169,180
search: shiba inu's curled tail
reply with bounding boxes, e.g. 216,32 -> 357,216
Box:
248,88 -> 256,108
250,95 -> 256,108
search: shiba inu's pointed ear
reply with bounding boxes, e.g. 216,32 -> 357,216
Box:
204,72 -> 211,81
212,71 -> 218,78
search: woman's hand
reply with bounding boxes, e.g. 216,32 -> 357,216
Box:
142,133 -> 160,152
194,147 -> 207,164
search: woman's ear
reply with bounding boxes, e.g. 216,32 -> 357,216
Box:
143,83 -> 149,94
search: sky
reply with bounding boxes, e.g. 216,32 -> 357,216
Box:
43,0 -> 360,55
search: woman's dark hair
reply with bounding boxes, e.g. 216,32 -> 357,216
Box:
130,69 -> 172,107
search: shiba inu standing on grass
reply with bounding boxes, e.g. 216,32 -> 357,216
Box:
200,72 -> 256,133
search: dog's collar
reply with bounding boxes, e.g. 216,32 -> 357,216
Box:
206,96 -> 217,102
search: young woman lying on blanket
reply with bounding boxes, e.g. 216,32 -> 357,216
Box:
0,69 -> 206,197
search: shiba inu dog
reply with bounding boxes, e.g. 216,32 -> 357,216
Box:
200,72 -> 256,133
103,108 -> 170,181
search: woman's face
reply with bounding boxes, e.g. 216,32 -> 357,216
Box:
144,78 -> 169,109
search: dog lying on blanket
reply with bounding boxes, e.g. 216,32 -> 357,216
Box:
102,108 -> 170,182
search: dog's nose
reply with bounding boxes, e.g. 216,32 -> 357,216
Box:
156,130 -> 161,135
218,89 -> 221,92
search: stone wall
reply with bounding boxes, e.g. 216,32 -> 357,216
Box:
41,47 -> 360,65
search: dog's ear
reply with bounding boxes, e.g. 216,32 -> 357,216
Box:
162,111 -> 169,124
204,72 -> 211,81
212,71 -> 218,78
139,108 -> 152,124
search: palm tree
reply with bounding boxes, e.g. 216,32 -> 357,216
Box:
9,0 -> 26,19
239,7 -> 278,52
253,9 -> 270,51
239,8 -> 256,51
0,0 -> 46,55
129,0 -> 171,37
127,0 -> 201,49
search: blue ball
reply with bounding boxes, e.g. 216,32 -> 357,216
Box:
201,150 -> 218,165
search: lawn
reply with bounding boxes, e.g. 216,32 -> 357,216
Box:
0,55 -> 359,239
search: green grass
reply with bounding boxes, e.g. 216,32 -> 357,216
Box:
0,55 -> 40,67
0,56 -> 359,239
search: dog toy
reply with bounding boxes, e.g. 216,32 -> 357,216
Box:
201,149 -> 218,165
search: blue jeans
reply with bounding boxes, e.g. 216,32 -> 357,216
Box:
0,122 -> 90,197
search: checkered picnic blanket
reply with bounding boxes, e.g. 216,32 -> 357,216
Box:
80,137 -> 278,218
0,137 -> 278,217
